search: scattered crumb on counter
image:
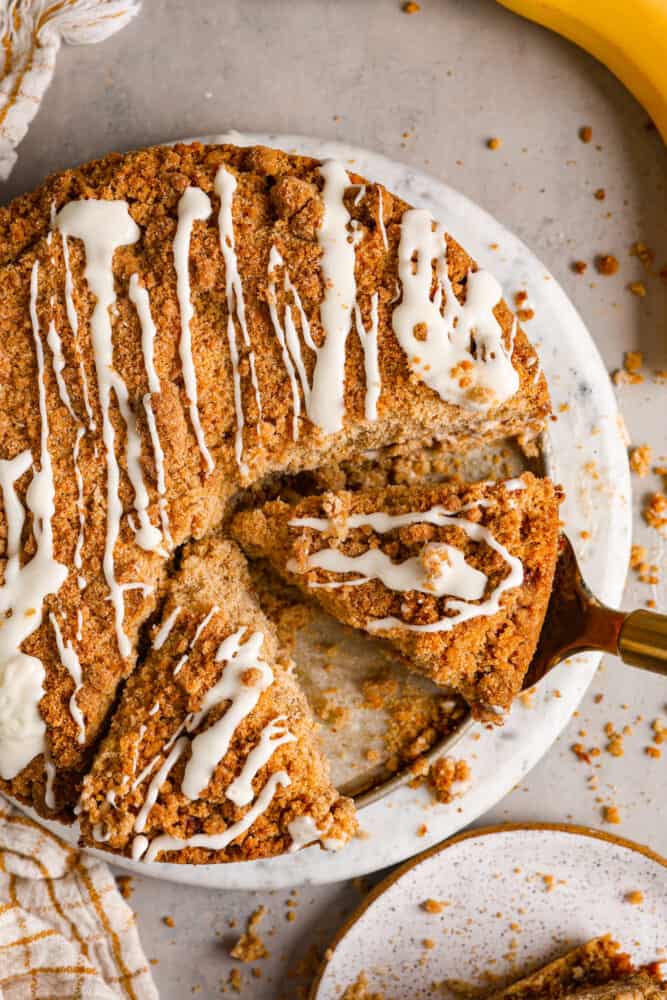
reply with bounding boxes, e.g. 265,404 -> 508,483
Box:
629,444 -> 652,477
422,898 -> 448,913
625,890 -> 644,905
402,1 -> 421,11
628,280 -> 647,297
595,253 -> 619,276
115,875 -> 133,900
230,906 -> 269,963
572,260 -> 587,274
603,804 -> 621,824
162,916 -> 175,928
487,137 -> 502,150
579,125 -> 593,143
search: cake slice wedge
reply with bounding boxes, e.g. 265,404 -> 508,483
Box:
231,472 -> 562,719
487,935 -> 665,1000
77,537 -> 356,863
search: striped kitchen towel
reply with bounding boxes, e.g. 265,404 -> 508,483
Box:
0,0 -> 142,180
0,796 -> 157,999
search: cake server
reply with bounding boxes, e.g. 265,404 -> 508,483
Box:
354,533 -> 667,808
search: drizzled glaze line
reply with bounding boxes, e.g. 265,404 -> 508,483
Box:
181,628 -> 274,800
133,736 -> 188,834
392,208 -> 519,409
137,770 -> 290,862
174,187 -> 215,473
0,262 -> 68,780
214,165 -> 263,475
266,246 -> 314,441
377,187 -> 388,252
49,613 -> 85,745
308,160 -> 357,435
226,715 -> 296,807
289,501 -> 524,634
72,426 -> 86,589
172,605 -> 219,677
153,605 -> 181,651
55,201 -> 154,657
46,312 -> 76,419
60,231 -> 96,432
354,293 -> 381,421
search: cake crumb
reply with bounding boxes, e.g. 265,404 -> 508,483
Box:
422,898 -> 448,913
603,804 -> 621,824
594,188 -> 606,200
596,254 -> 619,276
643,492 -> 667,534
428,757 -> 470,803
579,125 -> 593,143
628,281 -> 647,297
402,1 -> 421,11
629,445 -> 652,477
163,916 -> 175,928
231,906 -> 269,963
487,137 -> 502,151
115,875 -> 133,900
625,890 -> 644,905
572,260 -> 587,274
228,968 -> 242,993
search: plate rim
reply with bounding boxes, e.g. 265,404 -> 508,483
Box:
309,822 -> 667,999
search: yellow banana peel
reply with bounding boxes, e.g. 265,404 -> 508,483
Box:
496,0 -> 667,144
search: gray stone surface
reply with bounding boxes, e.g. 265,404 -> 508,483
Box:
6,1 -> 666,996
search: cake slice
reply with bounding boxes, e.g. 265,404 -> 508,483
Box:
488,936 -> 665,1000
77,537 -> 356,863
231,473 -> 562,718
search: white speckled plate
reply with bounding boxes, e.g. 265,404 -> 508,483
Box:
311,825 -> 667,999
18,133 -> 631,890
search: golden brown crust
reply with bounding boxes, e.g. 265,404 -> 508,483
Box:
231,473 -> 562,717
0,140 -> 550,837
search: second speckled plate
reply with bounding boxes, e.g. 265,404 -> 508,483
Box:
312,824 -> 667,999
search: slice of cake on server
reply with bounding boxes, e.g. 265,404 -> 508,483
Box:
232,473 -> 562,720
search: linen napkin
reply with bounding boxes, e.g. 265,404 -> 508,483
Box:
0,795 -> 158,999
0,0 -> 142,181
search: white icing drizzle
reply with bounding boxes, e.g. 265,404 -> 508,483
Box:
354,293 -> 381,421
392,208 -> 519,409
149,701 -> 160,716
153,605 -> 181,650
289,502 -> 524,634
46,315 -> 76,419
267,246 -> 316,441
60,231 -> 96,432
308,160 -> 357,435
0,263 -> 68,779
226,715 -> 296,807
174,187 -> 215,473
49,613 -> 85,745
352,184 -> 366,206
76,609 -> 83,643
128,274 -> 160,394
143,394 -> 173,549
134,736 -> 188,834
72,426 -> 86,588
214,165 -> 263,475
92,823 -> 111,843
377,187 -> 388,252
292,541 -> 487,601
180,628 -> 274,800
138,770 -> 290,863
56,200 -> 163,655
44,748 -> 57,810
504,477 -> 526,492
129,274 -> 174,549
288,814 -> 330,853
131,834 -> 149,861
172,605 -> 219,677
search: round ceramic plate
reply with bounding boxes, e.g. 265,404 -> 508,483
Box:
19,133 -> 631,889
311,824 -> 667,999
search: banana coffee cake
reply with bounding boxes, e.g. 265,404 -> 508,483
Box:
0,139 -> 552,862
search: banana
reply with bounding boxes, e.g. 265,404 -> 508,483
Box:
496,0 -> 667,145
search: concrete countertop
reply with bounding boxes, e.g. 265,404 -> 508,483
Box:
7,1 -> 666,996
